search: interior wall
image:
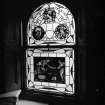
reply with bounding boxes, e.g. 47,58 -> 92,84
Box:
2,20 -> 22,92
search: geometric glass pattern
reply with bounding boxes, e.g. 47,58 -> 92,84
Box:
26,48 -> 75,95
27,2 -> 75,46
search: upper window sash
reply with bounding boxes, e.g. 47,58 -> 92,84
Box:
27,2 -> 76,46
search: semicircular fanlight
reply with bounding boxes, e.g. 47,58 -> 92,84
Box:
27,2 -> 75,46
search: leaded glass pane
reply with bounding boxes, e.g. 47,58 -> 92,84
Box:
27,2 -> 75,46
26,48 -> 75,95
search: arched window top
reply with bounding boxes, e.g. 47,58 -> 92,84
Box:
27,2 -> 75,46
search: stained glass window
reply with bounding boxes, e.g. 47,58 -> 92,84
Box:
25,2 -> 75,95
26,48 -> 74,94
27,2 -> 75,46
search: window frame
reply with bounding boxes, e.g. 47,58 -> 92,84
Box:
20,2 -> 84,103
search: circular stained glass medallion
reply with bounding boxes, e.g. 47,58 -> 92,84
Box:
54,24 -> 69,40
32,26 -> 45,40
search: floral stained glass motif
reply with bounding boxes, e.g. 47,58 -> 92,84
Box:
26,48 -> 75,95
27,2 -> 75,46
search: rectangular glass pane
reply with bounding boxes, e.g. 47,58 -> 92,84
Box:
26,48 -> 75,95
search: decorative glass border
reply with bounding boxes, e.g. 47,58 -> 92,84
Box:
26,48 -> 75,95
27,2 -> 75,46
